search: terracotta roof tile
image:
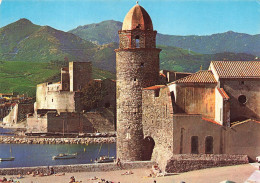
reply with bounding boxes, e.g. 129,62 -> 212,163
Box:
173,70 -> 217,84
202,117 -> 222,126
231,119 -> 260,127
143,85 -> 165,90
160,73 -> 166,77
217,88 -> 229,100
211,61 -> 260,78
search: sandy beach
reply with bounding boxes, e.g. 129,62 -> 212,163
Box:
2,163 -> 258,183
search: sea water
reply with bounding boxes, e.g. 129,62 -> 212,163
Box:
0,143 -> 116,168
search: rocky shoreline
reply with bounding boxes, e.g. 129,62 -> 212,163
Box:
0,136 -> 116,144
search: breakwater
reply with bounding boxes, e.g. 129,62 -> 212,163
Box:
0,161 -> 155,175
0,136 -> 116,144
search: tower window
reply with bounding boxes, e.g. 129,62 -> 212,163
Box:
238,95 -> 247,104
105,103 -> 110,108
136,24 -> 141,29
135,35 -> 140,48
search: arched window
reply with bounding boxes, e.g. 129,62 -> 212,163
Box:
135,35 -> 140,48
191,136 -> 199,154
205,136 -> 213,154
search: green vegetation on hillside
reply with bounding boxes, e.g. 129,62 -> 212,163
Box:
69,20 -> 122,45
0,18 -> 96,63
0,61 -> 115,97
0,61 -> 60,96
159,45 -> 257,72
69,20 -> 260,56
157,31 -> 260,57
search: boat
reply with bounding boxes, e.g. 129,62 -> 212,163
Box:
0,157 -> 15,161
52,153 -> 77,160
95,143 -> 115,163
95,156 -> 115,163
0,146 -> 15,161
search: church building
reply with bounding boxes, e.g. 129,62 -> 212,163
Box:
116,3 -> 260,172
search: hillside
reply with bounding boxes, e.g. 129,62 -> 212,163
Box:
157,31 -> 260,57
0,19 -> 258,75
0,61 -> 115,96
69,20 -> 122,45
158,45 -> 257,72
0,18 -> 96,62
69,20 -> 260,56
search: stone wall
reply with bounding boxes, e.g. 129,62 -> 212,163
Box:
47,112 -> 94,133
165,154 -> 248,173
35,83 -> 80,112
0,136 -> 116,145
118,30 -> 157,49
61,67 -> 70,91
3,103 -> 34,125
3,104 -> 18,125
27,110 -> 116,134
0,161 -> 154,175
172,114 -> 223,155
226,120 -> 260,161
27,114 -> 48,133
83,111 -> 115,132
116,48 -> 160,161
142,86 -> 174,169
220,79 -> 260,122
69,62 -> 92,92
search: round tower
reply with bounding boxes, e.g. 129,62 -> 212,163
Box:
115,3 -> 161,161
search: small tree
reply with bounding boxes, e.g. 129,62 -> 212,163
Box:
81,80 -> 106,111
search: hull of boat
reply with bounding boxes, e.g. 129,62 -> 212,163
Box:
52,153 -> 77,160
96,157 -> 115,163
0,157 -> 15,161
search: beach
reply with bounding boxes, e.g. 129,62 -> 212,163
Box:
1,163 -> 258,183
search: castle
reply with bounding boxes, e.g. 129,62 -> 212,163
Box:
116,3 -> 260,171
26,62 -> 116,134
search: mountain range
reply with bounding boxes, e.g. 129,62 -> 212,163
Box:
0,18 -> 258,74
69,20 -> 260,57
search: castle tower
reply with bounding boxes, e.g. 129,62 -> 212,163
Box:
115,3 -> 161,161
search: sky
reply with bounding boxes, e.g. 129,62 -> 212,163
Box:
0,0 -> 260,36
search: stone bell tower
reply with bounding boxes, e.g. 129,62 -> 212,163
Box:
115,3 -> 161,161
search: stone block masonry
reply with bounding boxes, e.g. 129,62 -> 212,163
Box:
0,136 -> 116,144
165,154 -> 249,173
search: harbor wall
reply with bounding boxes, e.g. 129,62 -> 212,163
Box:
0,161 -> 155,175
0,136 -> 116,144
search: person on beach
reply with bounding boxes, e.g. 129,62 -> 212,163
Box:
69,176 -> 75,183
116,158 -> 122,168
50,167 -> 54,175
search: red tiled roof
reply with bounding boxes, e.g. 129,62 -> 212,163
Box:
231,119 -> 260,127
160,73 -> 166,77
202,117 -> 222,126
173,70 -> 217,84
217,88 -> 229,100
143,85 -> 165,90
62,67 -> 69,71
211,61 -> 260,78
